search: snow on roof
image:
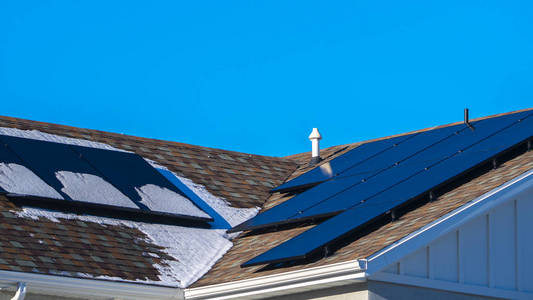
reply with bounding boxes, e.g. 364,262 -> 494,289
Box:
136,184 -> 210,218
3,126 -> 261,287
0,127 -> 123,151
176,175 -> 258,227
56,171 -> 137,208
0,163 -> 63,199
12,170 -> 260,287
14,198 -> 236,287
0,127 -> 216,218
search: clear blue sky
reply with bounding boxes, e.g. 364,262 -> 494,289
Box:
1,1 -> 532,156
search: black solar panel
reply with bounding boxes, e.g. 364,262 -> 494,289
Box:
0,135 -> 212,222
0,142 -> 27,194
0,140 -> 21,164
0,135 -> 104,202
73,145 -> 195,214
297,111 -> 527,219
271,134 -> 413,193
241,110 -> 533,266
232,111 -> 532,233
231,123 -> 465,232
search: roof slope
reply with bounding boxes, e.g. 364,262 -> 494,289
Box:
0,116 -> 297,287
193,108 -> 533,287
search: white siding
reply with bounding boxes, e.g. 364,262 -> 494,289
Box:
429,231 -> 458,282
458,215 -> 487,286
400,247 -> 427,278
517,195 -> 533,292
488,200 -> 516,289
379,193 -> 533,296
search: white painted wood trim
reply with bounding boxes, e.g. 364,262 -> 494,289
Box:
185,260 -> 366,300
0,270 -> 183,300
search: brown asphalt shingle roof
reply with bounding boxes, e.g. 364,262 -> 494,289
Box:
0,194 -> 169,282
192,108 -> 533,287
0,115 -> 297,285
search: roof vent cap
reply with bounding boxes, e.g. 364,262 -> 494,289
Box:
309,128 -> 322,165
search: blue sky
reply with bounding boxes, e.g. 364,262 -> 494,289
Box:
1,1 -> 532,156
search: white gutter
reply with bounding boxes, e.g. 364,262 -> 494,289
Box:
185,260 -> 366,300
0,270 -> 183,300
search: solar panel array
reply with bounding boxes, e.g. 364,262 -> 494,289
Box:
237,110 -> 533,267
0,134 -> 212,222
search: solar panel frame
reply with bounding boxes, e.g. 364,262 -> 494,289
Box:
6,193 -> 214,226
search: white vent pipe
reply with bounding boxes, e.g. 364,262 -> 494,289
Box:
309,128 -> 322,165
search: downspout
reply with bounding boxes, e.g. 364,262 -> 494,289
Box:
11,283 -> 26,300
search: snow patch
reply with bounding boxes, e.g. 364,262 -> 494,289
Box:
0,127 -> 125,151
176,175 -> 259,227
0,163 -> 63,199
135,184 -> 210,219
55,171 -> 137,208
14,207 -> 232,288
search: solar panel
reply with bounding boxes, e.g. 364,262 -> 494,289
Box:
0,134 -> 212,221
158,168 -> 231,229
231,122 -> 466,232
72,145 -> 211,218
233,111 -> 533,233
241,111 -> 533,267
0,142 -> 30,194
271,134 -> 413,193
296,111 -> 529,218
0,134 -> 126,204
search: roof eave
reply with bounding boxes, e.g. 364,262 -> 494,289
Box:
0,270 -> 184,300
185,260 -> 366,300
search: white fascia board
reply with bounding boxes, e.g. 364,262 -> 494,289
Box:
0,270 -> 184,300
365,168 -> 533,276
185,260 -> 366,300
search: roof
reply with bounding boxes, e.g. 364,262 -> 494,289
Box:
0,115 -> 297,288
1,108 -> 532,292
192,108 -> 533,287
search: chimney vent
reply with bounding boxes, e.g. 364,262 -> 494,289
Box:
309,128 -> 322,165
